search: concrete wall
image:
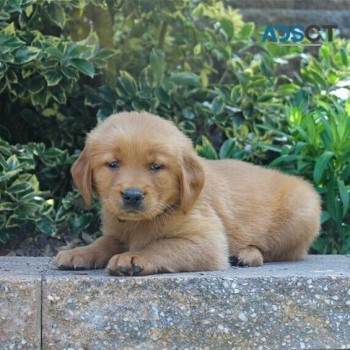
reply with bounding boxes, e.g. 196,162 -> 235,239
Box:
1,256 -> 350,349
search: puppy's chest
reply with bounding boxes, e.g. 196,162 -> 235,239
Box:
118,222 -> 165,251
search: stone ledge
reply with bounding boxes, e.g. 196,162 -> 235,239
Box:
0,255 -> 349,349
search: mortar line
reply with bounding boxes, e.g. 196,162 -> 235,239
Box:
40,273 -> 43,350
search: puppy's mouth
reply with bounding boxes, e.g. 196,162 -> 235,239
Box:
124,208 -> 141,214
117,205 -> 169,222
117,207 -> 148,221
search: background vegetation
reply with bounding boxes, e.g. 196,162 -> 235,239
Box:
1,0 -> 349,254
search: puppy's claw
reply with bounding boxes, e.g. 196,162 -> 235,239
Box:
107,264 -> 143,276
108,268 -> 122,276
56,264 -> 88,271
132,264 -> 143,276
229,256 -> 249,268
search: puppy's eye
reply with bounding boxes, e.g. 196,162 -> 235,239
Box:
150,163 -> 162,171
108,161 -> 120,169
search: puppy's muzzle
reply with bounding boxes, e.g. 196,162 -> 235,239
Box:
121,188 -> 145,210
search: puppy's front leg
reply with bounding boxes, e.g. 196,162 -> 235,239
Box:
53,235 -> 125,270
107,234 -> 229,276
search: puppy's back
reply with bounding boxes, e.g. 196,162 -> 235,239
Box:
200,158 -> 321,262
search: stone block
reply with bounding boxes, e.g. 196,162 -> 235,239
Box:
0,257 -> 50,350
41,255 -> 350,350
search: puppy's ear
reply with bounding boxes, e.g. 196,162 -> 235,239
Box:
71,148 -> 93,207
179,152 -> 205,213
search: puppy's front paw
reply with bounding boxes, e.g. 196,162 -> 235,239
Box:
107,253 -> 157,276
237,246 -> 263,267
53,247 -> 109,270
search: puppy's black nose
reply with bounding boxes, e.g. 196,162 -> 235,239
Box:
121,188 -> 144,208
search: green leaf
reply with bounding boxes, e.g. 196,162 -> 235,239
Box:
13,47 -> 40,64
69,58 -> 95,77
46,2 -> 65,28
16,201 -> 38,217
0,153 -> 8,170
8,181 -> 33,196
6,154 -> 19,170
98,86 -> 117,103
0,214 -> 6,232
28,76 -> 46,94
340,47 -> 349,66
150,49 -> 165,83
68,213 -> 94,234
169,72 -> 200,87
220,18 -> 234,40
337,179 -> 349,217
118,70 -> 138,95
326,176 -> 340,222
61,66 -> 79,80
193,44 -> 201,55
66,44 -> 94,59
7,0 -> 22,13
97,106 -> 113,122
256,142 -> 282,154
320,211 -> 331,224
270,155 -> 305,167
6,214 -> 25,228
240,23 -> 255,39
313,151 -> 334,184
93,48 -> 116,61
31,89 -> 49,107
0,202 -> 16,212
196,136 -> 218,160
37,216 -> 55,235
211,96 -> 224,115
219,139 -> 236,159
42,108 -> 56,117
45,46 -> 64,59
44,69 -> 62,86
49,85 -> 66,104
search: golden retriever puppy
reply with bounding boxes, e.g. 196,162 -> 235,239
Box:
53,112 -> 321,275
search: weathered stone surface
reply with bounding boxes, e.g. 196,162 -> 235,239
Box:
0,257 -> 50,350
0,255 -> 349,349
41,255 -> 350,350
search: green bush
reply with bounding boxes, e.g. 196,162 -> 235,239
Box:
0,139 -> 54,243
0,138 -> 100,244
259,98 -> 350,253
0,0 -> 349,254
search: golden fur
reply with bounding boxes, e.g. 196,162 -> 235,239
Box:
53,112 -> 321,275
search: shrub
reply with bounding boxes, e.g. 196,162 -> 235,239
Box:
256,39 -> 350,253
0,0 -> 349,254
0,139 -> 54,243
259,98 -> 350,254
0,0 -> 114,148
0,138 -> 100,244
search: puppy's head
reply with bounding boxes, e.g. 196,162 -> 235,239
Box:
72,112 -> 204,221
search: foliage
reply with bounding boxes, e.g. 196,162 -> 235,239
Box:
259,98 -> 350,254
0,138 -> 54,243
0,0 -> 114,148
0,138 -> 100,243
0,0 -> 349,253
255,39 -> 350,253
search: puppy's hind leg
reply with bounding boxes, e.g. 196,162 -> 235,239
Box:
237,246 -> 263,267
